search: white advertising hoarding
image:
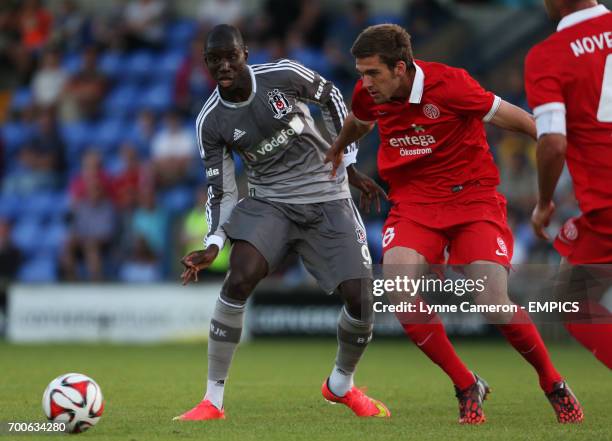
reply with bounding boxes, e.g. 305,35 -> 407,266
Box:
7,284 -> 222,343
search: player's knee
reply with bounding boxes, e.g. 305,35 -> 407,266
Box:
338,279 -> 373,322
222,270 -> 260,302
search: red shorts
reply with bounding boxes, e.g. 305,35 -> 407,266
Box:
382,191 -> 513,266
554,212 -> 612,264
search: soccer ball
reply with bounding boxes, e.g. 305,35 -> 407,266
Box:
42,373 -> 104,433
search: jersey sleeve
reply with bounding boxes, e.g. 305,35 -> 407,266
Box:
524,45 -> 567,137
282,59 -> 359,166
524,45 -> 565,110
351,80 -> 377,124
443,68 -> 500,121
196,114 -> 238,250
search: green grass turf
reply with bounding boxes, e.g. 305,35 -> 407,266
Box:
0,339 -> 610,441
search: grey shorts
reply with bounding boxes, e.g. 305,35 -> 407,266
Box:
223,197 -> 373,293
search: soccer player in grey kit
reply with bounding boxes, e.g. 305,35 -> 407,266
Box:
174,25 -> 390,421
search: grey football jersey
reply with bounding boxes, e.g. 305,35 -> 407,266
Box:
196,59 -> 358,248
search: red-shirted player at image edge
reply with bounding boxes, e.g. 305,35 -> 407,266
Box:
524,0 -> 612,369
326,23 -> 583,424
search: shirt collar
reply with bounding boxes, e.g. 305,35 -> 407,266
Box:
557,4 -> 609,31
409,62 -> 424,104
218,65 -> 257,108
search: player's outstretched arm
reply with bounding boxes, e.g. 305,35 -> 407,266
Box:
531,133 -> 567,240
346,165 -> 388,213
325,112 -> 374,177
489,100 -> 537,140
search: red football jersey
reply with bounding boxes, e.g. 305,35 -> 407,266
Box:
524,6 -> 612,216
351,60 -> 502,204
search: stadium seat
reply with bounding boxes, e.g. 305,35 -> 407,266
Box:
39,221 -> 68,256
0,194 -> 23,220
62,52 -> 82,74
1,122 -> 33,156
98,51 -> 125,79
94,117 -> 127,153
103,84 -> 141,117
138,81 -> 173,113
19,192 -> 62,222
11,218 -> 42,255
61,121 -> 97,157
159,186 -> 194,214
155,49 -> 186,79
167,20 -> 197,49
369,13 -> 404,25
9,87 -> 33,111
17,255 -> 58,282
124,50 -> 156,82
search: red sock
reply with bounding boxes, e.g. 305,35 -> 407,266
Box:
564,301 -> 612,369
497,309 -> 562,393
398,297 -> 475,390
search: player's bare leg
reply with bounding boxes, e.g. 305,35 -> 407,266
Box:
384,247 -> 487,424
556,258 -> 612,369
466,261 -> 583,423
175,241 -> 268,421
321,278 -> 390,417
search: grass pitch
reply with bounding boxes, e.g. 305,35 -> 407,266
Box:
0,339 -> 610,441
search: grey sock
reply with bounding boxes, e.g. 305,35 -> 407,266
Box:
207,297 -> 245,383
334,306 -> 373,376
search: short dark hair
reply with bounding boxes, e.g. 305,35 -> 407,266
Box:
206,24 -> 245,51
351,24 -> 413,70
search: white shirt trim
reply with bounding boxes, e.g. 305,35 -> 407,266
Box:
557,4 -> 609,31
409,62 -> 425,104
205,234 -> 225,250
483,95 -> 502,122
218,66 -> 257,108
534,102 -> 567,138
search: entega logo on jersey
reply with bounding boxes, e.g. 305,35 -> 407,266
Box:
244,115 -> 305,162
267,89 -> 293,119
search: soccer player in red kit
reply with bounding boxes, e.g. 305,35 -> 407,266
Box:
525,0 -> 612,369
326,24 -> 583,424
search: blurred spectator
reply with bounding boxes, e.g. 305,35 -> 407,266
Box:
0,219 -> 21,282
18,0 -> 53,52
198,0 -> 244,29
151,110 -> 196,188
499,147 -> 537,217
131,188 -> 170,257
324,1 -> 369,88
61,161 -> 117,281
32,48 -> 68,110
131,109 -> 157,156
51,0 -> 91,52
404,0 -> 451,45
180,186 -> 230,274
121,0 -> 167,52
292,0 -> 329,49
0,2 -> 31,86
119,236 -> 162,282
61,46 -> 108,121
2,110 -> 65,196
174,38 -> 214,116
257,0 -> 301,45
69,149 -> 114,202
111,143 -> 149,211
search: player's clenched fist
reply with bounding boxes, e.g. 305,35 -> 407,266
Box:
531,201 -> 555,241
180,246 -> 219,285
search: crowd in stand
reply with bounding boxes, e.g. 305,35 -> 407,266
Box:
0,0 -> 578,284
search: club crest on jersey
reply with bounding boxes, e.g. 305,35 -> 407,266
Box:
562,218 -> 578,241
267,89 -> 292,119
355,225 -> 367,244
423,104 -> 440,119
